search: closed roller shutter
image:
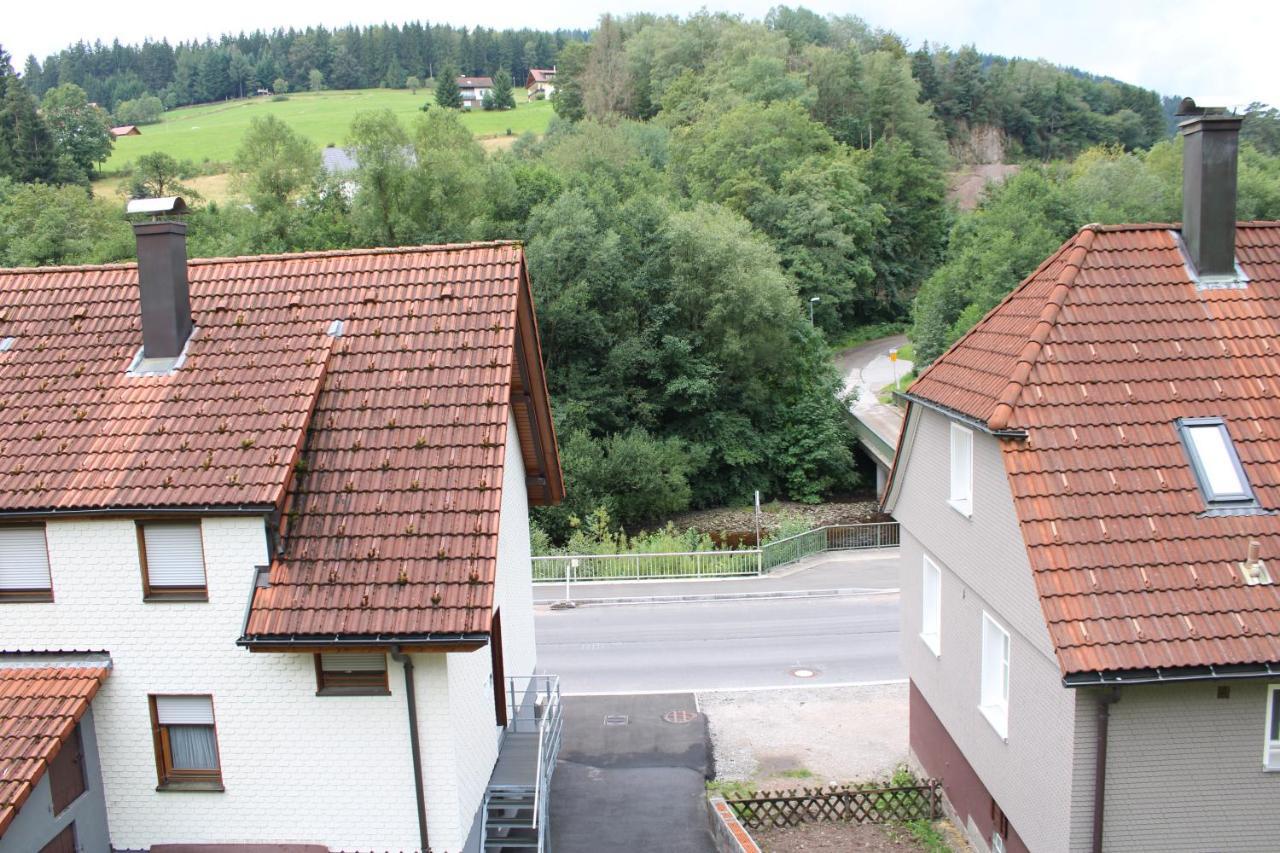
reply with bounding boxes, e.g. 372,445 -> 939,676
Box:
155,695 -> 215,725
320,653 -> 386,673
143,523 -> 205,588
0,526 -> 51,591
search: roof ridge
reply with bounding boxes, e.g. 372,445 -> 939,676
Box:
0,239 -> 524,276
987,226 -> 1097,430
911,227 -> 1088,394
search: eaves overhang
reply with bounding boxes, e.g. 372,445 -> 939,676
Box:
896,391 -> 1028,439
1064,662 -> 1280,687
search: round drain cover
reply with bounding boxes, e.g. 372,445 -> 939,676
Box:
790,667 -> 818,678
663,709 -> 698,724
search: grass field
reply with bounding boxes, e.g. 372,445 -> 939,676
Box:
104,88 -> 554,171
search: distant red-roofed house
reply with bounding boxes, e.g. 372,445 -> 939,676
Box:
884,109 -> 1280,852
0,208 -> 563,851
525,68 -> 556,99
109,125 -> 140,138
457,76 -> 494,110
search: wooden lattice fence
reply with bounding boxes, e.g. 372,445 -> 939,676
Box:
726,781 -> 941,829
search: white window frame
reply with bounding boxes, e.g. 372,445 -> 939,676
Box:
920,555 -> 941,656
979,611 -> 1011,739
949,422 -> 974,517
1265,684 -> 1280,771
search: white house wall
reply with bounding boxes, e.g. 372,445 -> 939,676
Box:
894,405 -> 1085,852
2,516 -> 450,850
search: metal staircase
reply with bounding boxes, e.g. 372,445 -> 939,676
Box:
483,676 -> 562,852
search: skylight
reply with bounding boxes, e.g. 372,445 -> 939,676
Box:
1178,418 -> 1256,507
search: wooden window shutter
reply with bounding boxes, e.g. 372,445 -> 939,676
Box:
0,525 -> 51,590
491,610 -> 508,727
142,523 -> 206,588
48,723 -> 86,814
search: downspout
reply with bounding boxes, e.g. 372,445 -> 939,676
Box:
391,645 -> 430,853
1091,687 -> 1121,853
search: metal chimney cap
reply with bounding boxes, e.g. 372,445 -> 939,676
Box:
126,197 -> 190,217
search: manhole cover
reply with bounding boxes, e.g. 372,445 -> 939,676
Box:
603,714 -> 629,727
789,667 -> 819,678
663,710 -> 698,725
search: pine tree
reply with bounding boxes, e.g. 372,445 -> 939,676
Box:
491,68 -> 516,110
0,48 -> 59,184
434,65 -> 462,109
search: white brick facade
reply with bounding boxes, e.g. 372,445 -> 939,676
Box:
2,414 -> 536,852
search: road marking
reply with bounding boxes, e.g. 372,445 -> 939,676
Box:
563,678 -> 908,698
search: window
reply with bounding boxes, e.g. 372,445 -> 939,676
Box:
314,653 -> 389,695
1265,685 -> 1280,771
48,722 -> 86,814
980,612 -> 1011,738
949,423 -> 973,516
138,521 -> 206,600
149,694 -> 222,790
921,556 -> 941,656
0,524 -> 52,601
1177,418 -> 1257,507
38,824 -> 77,853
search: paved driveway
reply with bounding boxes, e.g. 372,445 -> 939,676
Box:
549,693 -> 715,853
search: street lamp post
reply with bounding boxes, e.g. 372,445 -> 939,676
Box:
809,296 -> 820,325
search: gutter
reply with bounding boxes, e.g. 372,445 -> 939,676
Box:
237,632 -> 489,649
1064,661 -> 1280,687
895,392 -> 1028,439
0,504 -> 276,520
390,646 -> 430,853
1092,687 -> 1121,853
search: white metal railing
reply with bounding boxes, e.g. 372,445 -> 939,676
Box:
531,521 -> 899,586
483,675 -> 562,851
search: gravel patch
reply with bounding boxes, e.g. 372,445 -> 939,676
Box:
700,683 -> 908,785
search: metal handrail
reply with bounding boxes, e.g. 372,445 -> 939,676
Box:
532,521 -> 900,586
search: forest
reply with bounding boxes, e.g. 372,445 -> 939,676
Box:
3,8 -> 1280,543
19,22 -> 587,112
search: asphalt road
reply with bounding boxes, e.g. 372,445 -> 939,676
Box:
550,693 -> 714,853
535,592 -> 902,694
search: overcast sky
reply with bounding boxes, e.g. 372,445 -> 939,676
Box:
6,0 -> 1276,107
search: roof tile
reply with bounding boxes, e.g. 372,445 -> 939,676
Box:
0,665 -> 108,835
905,222 -> 1280,676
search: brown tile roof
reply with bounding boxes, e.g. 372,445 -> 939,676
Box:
457,77 -> 494,88
527,69 -> 556,83
0,665 -> 109,835
0,241 -> 562,646
903,222 -> 1280,677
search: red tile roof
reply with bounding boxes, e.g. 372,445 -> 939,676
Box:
527,69 -> 556,83
0,665 -> 109,835
904,222 -> 1280,677
0,241 -> 562,646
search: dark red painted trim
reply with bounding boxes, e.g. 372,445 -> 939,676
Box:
910,680 -> 1029,853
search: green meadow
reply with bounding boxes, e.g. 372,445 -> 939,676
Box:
104,88 -> 554,170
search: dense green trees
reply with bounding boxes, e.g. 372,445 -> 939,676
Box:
909,141 -> 1280,366
41,84 -> 112,176
22,23 -> 586,112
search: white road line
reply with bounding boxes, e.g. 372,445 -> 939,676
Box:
562,678 -> 908,698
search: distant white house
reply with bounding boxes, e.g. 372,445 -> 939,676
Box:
526,68 -> 556,99
457,76 -> 494,109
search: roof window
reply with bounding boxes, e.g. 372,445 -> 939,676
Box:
1177,417 -> 1257,507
